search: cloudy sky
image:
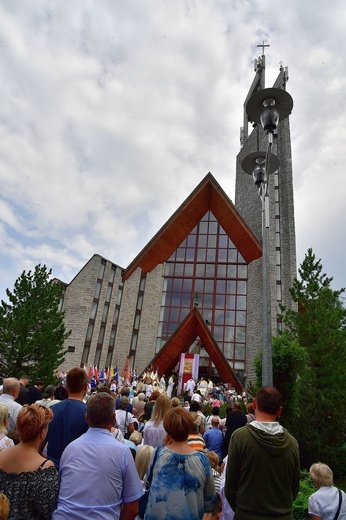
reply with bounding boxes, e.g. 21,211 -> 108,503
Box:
0,0 -> 345,300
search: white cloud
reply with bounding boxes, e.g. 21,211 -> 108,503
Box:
0,0 -> 345,297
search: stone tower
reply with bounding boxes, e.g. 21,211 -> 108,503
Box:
235,53 -> 297,382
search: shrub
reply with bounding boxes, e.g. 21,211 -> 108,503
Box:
293,471 -> 315,520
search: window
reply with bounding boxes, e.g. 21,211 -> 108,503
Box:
94,282 -> 102,300
90,301 -> 98,320
97,325 -> 105,345
101,305 -> 109,323
116,286 -> 123,305
86,323 -> 94,342
108,267 -> 116,284
157,211 -> 248,370
98,261 -> 106,280
105,285 -> 112,302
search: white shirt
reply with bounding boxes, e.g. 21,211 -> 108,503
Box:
115,409 -> 135,435
143,420 -> 166,448
309,486 -> 346,520
0,394 -> 22,431
186,379 -> 195,395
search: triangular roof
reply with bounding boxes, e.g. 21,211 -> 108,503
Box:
124,173 -> 262,280
148,306 -> 242,392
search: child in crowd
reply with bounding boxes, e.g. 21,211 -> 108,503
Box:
206,450 -> 221,493
211,492 -> 223,520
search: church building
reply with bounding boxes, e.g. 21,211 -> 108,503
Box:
57,53 -> 296,389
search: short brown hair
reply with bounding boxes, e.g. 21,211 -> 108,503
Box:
97,385 -> 112,395
163,407 -> 194,442
119,396 -> 130,410
247,403 -> 255,414
256,386 -> 282,415
17,404 -> 53,442
206,450 -> 219,470
150,391 -> 160,401
66,367 -> 88,393
87,393 -> 115,427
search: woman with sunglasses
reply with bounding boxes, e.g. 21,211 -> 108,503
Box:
0,404 -> 59,519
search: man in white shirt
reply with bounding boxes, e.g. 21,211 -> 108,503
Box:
185,377 -> 195,397
0,378 -> 22,431
191,392 -> 202,403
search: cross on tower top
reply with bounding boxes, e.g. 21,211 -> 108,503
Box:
257,40 -> 270,56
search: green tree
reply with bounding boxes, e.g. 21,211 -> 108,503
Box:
280,249 -> 346,475
254,331 -> 310,420
0,264 -> 70,383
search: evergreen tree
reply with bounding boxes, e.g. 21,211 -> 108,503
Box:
280,249 -> 346,475
0,264 -> 70,382
254,331 -> 309,420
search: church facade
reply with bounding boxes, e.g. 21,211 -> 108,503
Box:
58,56 -> 296,387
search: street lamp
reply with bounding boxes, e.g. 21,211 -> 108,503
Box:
243,87 -> 293,386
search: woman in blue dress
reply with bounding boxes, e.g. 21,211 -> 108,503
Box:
144,407 -> 216,520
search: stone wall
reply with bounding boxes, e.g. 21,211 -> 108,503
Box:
114,267 -> 141,373
135,264 -> 164,372
60,255 -> 101,369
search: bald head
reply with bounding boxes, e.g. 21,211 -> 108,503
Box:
3,378 -> 20,398
211,417 -> 219,427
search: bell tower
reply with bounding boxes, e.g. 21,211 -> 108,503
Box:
235,49 -> 297,383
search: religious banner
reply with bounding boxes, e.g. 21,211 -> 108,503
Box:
177,353 -> 199,395
121,356 -> 131,385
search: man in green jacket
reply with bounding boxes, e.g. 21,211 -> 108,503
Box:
225,386 -> 300,519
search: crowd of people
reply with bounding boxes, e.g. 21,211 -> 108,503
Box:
0,369 -> 344,519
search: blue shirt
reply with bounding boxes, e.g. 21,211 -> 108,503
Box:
47,399 -> 88,470
203,426 -> 223,462
53,428 -> 144,520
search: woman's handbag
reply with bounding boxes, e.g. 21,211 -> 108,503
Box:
137,409 -> 146,423
138,448 -> 159,519
124,411 -> 132,440
333,489 -> 342,520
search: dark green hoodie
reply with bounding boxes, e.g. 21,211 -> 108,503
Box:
225,423 -> 300,519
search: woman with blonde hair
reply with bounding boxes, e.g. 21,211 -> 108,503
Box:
144,407 -> 215,519
0,404 -> 59,519
171,397 -> 180,408
0,404 -> 14,451
143,394 -> 171,447
308,462 -> 346,519
135,445 -> 154,481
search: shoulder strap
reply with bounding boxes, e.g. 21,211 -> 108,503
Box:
333,489 -> 342,520
39,458 -> 49,469
147,448 -> 160,484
